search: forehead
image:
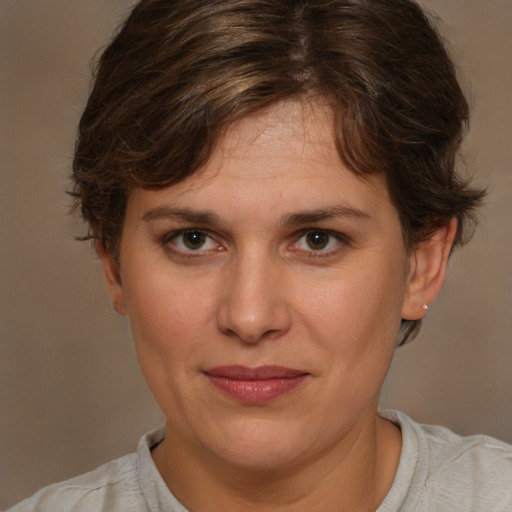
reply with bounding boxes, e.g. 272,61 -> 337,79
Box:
188,100 -> 387,195
219,101 -> 334,162
126,100 -> 395,226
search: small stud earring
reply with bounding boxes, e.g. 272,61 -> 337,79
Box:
422,304 -> 429,311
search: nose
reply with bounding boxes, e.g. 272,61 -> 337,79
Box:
216,252 -> 292,344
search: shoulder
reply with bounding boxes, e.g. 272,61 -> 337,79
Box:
6,426 -> 189,512
5,453 -> 146,512
381,409 -> 512,511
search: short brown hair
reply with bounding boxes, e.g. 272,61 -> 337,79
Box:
71,0 -> 485,344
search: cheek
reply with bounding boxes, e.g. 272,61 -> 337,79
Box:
121,269 -> 218,414
301,262 -> 404,343
122,267 -> 216,359
295,258 -> 405,392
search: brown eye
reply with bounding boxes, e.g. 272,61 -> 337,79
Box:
292,230 -> 345,254
305,231 -> 330,250
182,231 -> 207,250
169,230 -> 217,252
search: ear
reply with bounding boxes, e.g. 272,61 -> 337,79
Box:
95,241 -> 127,316
401,218 -> 457,321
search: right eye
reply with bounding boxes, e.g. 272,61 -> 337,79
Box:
166,229 -> 219,252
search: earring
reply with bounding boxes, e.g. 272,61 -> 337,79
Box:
422,304 -> 429,311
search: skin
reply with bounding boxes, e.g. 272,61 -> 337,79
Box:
99,100 -> 456,511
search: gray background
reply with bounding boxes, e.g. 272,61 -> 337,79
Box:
1,0 -> 511,508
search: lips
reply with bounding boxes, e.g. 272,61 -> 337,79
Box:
203,365 -> 309,404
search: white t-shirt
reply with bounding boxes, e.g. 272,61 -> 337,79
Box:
7,410 -> 512,511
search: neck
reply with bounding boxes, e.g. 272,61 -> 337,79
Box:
152,411 -> 401,512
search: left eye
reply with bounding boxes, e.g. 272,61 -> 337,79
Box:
294,230 -> 341,252
168,230 -> 218,251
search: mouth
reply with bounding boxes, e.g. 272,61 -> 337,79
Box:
203,365 -> 309,404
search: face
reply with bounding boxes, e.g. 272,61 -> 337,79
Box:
103,101 -> 430,472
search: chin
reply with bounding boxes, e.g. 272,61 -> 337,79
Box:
197,416 -> 314,472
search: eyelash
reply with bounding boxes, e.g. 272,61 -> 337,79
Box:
162,229 -> 223,257
162,228 -> 351,258
289,229 -> 351,257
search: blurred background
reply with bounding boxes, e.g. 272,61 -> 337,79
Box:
1,0 -> 511,508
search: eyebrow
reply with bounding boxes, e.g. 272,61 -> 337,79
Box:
142,204 -> 371,227
142,206 -> 223,226
281,205 -> 372,226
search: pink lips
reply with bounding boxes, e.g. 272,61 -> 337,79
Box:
204,365 -> 309,404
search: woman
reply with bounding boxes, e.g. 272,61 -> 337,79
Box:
9,0 -> 512,510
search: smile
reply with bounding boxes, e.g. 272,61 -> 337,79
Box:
203,365 -> 309,404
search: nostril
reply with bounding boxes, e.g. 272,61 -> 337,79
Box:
216,301 -> 292,345
219,324 -> 279,345
216,262 -> 292,344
